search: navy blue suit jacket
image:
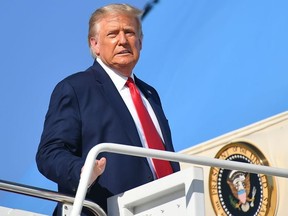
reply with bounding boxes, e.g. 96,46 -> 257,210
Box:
36,61 -> 180,215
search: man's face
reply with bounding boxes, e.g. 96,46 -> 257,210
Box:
90,14 -> 142,76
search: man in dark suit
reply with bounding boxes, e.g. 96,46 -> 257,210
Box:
36,3 -> 180,215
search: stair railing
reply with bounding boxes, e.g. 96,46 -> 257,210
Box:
0,179 -> 106,216
72,143 -> 288,216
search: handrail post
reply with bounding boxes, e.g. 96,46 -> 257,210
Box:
70,146 -> 101,216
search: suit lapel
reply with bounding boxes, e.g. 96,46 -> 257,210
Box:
89,61 -> 174,173
90,61 -> 143,149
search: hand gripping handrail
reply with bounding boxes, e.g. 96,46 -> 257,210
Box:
0,179 -> 106,216
71,143 -> 288,216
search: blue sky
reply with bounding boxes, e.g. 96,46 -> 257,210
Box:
1,0 -> 288,214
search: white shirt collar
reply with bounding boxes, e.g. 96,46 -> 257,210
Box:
96,58 -> 134,91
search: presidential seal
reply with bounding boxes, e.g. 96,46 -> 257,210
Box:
209,142 -> 277,216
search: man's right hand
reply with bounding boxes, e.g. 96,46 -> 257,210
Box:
81,157 -> 107,187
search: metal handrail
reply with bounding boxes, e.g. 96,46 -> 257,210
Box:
71,143 -> 288,216
0,179 -> 107,216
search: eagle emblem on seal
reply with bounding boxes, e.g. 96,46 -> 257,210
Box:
227,170 -> 257,212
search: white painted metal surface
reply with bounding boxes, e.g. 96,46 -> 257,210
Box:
71,143 -> 288,216
0,206 -> 46,216
108,167 -> 204,216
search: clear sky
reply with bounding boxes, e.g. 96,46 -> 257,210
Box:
1,0 -> 288,214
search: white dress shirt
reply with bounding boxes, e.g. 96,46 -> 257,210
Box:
96,58 -> 164,179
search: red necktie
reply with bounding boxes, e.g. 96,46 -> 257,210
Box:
126,77 -> 173,178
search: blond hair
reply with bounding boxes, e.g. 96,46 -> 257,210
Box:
88,4 -> 143,49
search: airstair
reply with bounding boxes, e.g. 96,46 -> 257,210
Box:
1,142 -> 288,216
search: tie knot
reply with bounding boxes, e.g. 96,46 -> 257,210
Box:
126,77 -> 134,87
